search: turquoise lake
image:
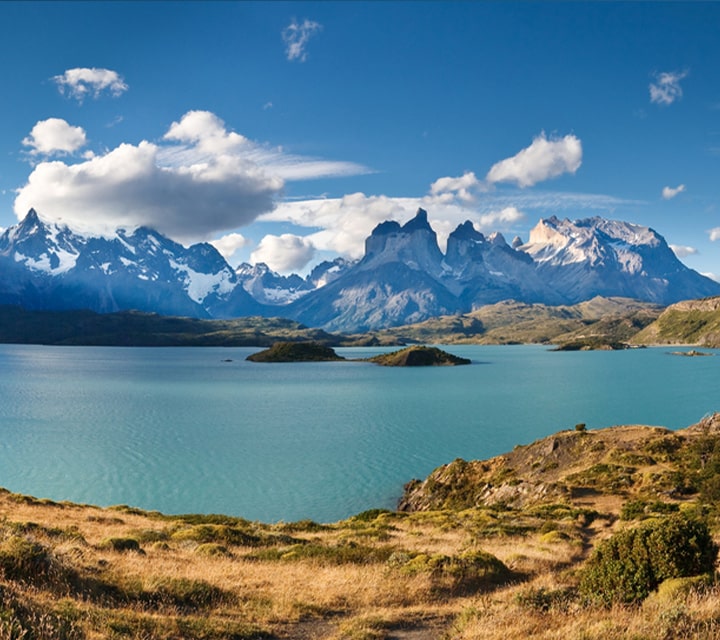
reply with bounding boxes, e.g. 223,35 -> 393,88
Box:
0,344 -> 718,523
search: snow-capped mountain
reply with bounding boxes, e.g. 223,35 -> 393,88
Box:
0,209 -> 264,318
520,216 -> 709,303
286,209 -> 720,330
1,208 -> 718,332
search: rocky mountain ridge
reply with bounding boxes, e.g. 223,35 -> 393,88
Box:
1,208 -> 718,331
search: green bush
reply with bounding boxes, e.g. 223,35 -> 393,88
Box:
143,577 -> 231,612
388,549 -> 511,595
99,537 -> 143,553
251,541 -> 399,565
579,514 -> 718,605
0,536 -> 57,584
515,586 -> 577,612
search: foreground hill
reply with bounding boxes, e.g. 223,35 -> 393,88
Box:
2,415 -> 720,639
632,296 -> 720,347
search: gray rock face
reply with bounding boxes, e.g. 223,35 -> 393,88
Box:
1,208 -> 719,332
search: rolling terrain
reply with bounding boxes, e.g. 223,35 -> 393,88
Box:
2,414 -> 720,639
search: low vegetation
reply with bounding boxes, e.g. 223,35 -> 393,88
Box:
3,414 -> 720,639
633,296 -> 720,347
366,345 -> 471,366
246,341 -> 345,362
374,297 -> 662,346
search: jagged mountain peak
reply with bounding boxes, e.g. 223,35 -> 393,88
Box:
1,207 -> 719,332
370,220 -> 401,236
449,220 -> 485,242
401,208 -> 433,233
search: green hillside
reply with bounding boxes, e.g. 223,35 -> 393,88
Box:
632,297 -> 720,347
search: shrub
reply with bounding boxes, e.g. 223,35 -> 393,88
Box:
620,499 -> 679,521
389,549 -> 511,595
143,577 -> 231,612
99,537 -> 143,553
575,423 -> 587,432
195,543 -> 232,557
0,536 -> 57,584
515,586 -> 577,612
251,541 -> 394,565
579,514 -> 718,605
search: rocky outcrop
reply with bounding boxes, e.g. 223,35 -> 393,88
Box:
397,417 -> 720,512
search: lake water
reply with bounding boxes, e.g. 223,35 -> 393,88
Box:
0,344 -> 718,523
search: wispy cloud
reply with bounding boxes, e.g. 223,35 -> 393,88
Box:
670,244 -> 698,258
649,70 -> 688,106
282,19 -> 322,62
486,133 -> 582,188
662,184 -> 686,199
52,67 -> 128,103
158,111 -> 370,181
710,228 -> 720,242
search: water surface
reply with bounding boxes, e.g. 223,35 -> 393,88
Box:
0,344 -> 717,522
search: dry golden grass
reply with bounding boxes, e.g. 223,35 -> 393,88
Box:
2,417 -> 720,639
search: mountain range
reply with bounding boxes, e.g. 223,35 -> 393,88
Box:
1,208 -> 718,332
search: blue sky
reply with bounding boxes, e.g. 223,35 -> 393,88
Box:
1,1 -> 720,277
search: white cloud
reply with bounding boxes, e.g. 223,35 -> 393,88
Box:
22,118 -> 87,155
430,171 -> 481,202
266,188 -> 528,259
52,67 -> 128,102
210,232 -> 248,262
158,110 -> 368,181
267,194 -> 415,259
164,110 -> 248,155
670,244 -> 698,258
662,184 -> 686,199
649,70 -> 688,106
14,140 -> 283,242
486,133 -> 582,188
703,272 -> 720,283
14,110 -> 368,242
282,19 -> 322,62
477,206 -> 525,229
709,228 -> 720,242
251,234 -> 316,273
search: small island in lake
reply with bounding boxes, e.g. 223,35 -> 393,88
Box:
670,349 -> 715,357
246,341 -> 345,362
367,345 -> 471,366
247,342 -> 471,366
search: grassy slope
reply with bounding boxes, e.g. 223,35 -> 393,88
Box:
633,297 -> 720,347
374,297 -> 662,346
3,414 -> 720,639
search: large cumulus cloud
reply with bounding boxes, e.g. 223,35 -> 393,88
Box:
15,139 -> 282,241
14,110 -> 368,242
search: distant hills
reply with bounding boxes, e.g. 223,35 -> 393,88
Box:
1,208 -> 718,333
